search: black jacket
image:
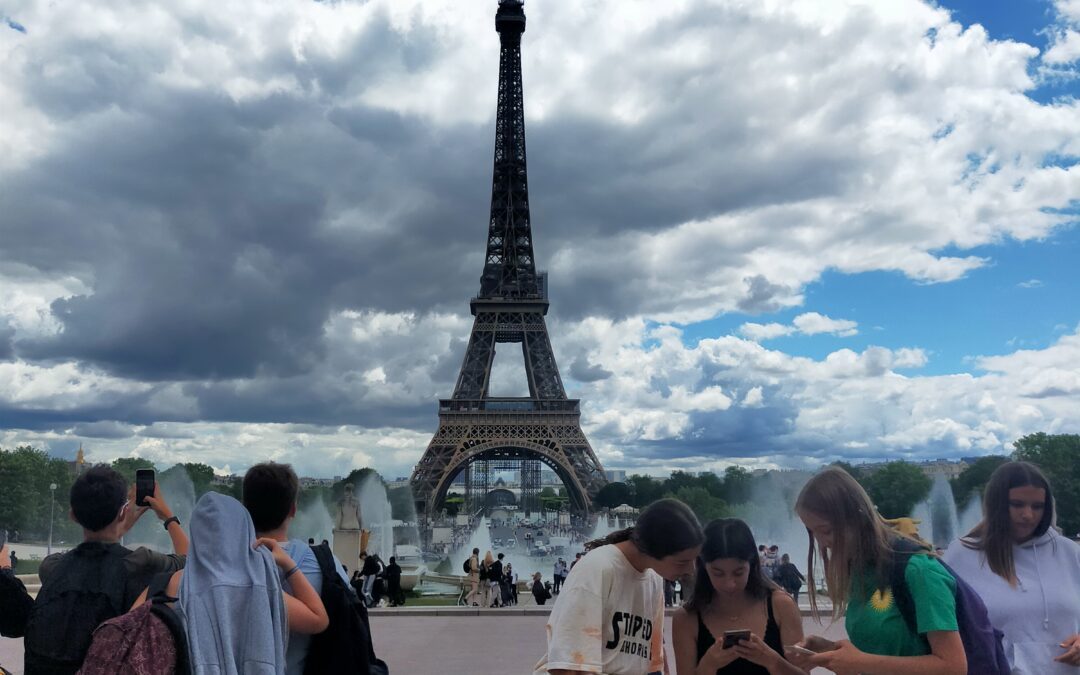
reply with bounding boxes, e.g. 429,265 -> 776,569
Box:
0,569 -> 33,637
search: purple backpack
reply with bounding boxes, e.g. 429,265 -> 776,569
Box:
77,573 -> 189,675
890,538 -> 1010,675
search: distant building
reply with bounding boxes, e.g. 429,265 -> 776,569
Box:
298,476 -> 335,488
387,477 -> 411,489
211,474 -> 238,486
918,459 -> 968,481
604,470 -> 627,483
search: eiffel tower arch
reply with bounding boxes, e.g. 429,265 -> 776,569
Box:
411,0 -> 607,517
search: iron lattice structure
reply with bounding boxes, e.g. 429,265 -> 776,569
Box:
411,0 -> 606,516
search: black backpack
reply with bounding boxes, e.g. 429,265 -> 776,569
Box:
302,544 -> 388,675
25,542 -> 130,675
462,558 -> 471,575
478,561 -> 488,581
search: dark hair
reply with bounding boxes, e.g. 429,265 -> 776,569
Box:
497,552 -> 504,560
584,498 -> 703,559
70,465 -> 128,532
686,519 -> 777,611
242,462 -> 299,533
308,538 -> 315,545
963,461 -> 1055,585
473,547 -> 479,554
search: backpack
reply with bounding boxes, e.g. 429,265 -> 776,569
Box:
77,572 -> 190,675
24,542 -> 131,674
889,538 -> 1010,675
462,558 -> 472,575
478,561 -> 488,581
302,544 -> 389,675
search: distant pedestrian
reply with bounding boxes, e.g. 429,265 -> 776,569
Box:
775,553 -> 805,604
531,572 -> 551,605
465,547 -> 480,606
552,558 -> 567,593
489,553 -> 504,607
384,556 -> 404,607
7,550 -> 16,571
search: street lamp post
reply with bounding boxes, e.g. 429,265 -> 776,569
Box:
47,482 -> 57,556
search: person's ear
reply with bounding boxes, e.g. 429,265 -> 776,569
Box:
68,508 -> 77,523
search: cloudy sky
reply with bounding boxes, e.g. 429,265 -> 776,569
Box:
2,0 -> 1079,481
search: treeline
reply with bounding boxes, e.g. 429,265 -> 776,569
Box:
592,433 -> 1080,535
0,450 -> 417,541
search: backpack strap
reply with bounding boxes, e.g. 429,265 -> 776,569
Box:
889,537 -> 931,635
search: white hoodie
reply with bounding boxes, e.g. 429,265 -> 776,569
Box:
944,529 -> 1080,675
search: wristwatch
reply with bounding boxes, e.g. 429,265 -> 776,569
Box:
162,516 -> 181,530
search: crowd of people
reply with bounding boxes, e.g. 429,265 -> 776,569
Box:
462,548 -> 521,607
534,460 -> 1080,675
0,462 -> 386,675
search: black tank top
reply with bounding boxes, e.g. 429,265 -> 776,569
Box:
695,591 -> 784,675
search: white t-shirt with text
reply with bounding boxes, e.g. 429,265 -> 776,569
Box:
534,544 -> 665,675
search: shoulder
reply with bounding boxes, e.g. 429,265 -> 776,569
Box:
38,551 -> 66,580
904,554 -> 956,592
671,606 -> 697,632
127,546 -> 184,574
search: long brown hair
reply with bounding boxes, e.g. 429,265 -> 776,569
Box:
795,467 -> 900,620
961,461 -> 1054,586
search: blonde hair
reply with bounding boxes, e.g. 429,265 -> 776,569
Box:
795,467 -> 903,620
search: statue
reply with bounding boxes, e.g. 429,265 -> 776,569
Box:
335,484 -> 362,530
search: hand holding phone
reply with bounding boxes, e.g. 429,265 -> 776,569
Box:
803,635 -> 839,652
135,469 -> 156,508
722,629 -> 751,649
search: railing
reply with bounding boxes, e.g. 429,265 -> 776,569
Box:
440,398 -> 579,414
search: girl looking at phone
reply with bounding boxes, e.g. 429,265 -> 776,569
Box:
673,518 -> 805,675
943,461 -> 1080,673
792,467 -> 965,675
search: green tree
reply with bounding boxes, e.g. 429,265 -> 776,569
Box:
180,463 -> 216,497
722,466 -> 754,505
0,446 -> 79,540
1013,433 -> 1080,536
950,456 -> 1009,509
593,481 -> 634,509
627,475 -> 665,508
666,486 -> 727,524
861,461 -> 932,519
110,457 -> 156,484
830,461 -> 862,479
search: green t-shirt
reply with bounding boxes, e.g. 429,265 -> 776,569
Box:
845,554 -> 958,657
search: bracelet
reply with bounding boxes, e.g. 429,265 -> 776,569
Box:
284,565 -> 301,581
162,516 -> 180,530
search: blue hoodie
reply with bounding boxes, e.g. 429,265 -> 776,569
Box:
178,492 -> 288,674
944,528 -> 1080,675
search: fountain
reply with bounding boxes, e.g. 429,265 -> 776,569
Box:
125,467 -> 196,551
910,474 -> 960,548
956,492 -> 983,539
293,497 -> 334,545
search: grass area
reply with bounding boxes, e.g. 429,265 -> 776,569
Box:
14,559 -> 41,575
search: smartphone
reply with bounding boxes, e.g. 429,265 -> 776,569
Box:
135,469 -> 156,507
803,635 -> 839,652
786,645 -> 816,656
722,629 -> 751,648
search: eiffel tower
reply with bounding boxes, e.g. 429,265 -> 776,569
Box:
410,0 -> 606,517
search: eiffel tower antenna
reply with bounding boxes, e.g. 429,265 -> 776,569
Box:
411,0 -> 607,518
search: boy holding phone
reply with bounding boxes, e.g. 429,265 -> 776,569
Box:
20,465 -> 189,674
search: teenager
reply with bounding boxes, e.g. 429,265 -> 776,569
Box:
791,467 -> 966,675
534,498 -> 704,675
673,519 -> 805,675
241,462 -> 351,674
943,461 -> 1080,673
23,465 -> 188,674
134,492 -> 328,673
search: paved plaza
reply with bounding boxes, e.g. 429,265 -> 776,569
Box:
0,608 -> 847,675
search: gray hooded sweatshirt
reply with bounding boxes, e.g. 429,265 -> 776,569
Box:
178,492 -> 288,674
944,529 -> 1080,675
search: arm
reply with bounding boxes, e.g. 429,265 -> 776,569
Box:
671,608 -> 701,675
0,545 -> 33,637
811,631 -> 965,675
256,538 -> 328,635
144,483 -> 189,556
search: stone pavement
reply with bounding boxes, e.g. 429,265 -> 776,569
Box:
0,609 -> 848,675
